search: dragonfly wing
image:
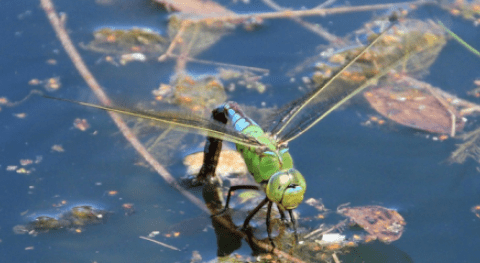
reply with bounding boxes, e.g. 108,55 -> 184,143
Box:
269,17 -> 438,144
44,96 -> 263,148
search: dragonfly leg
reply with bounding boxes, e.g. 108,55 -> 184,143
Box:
242,197 -> 269,230
288,209 -> 298,244
276,204 -> 287,224
213,185 -> 260,217
266,201 -> 275,248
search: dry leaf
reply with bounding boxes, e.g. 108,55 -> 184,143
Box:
339,205 -> 406,243
364,81 -> 465,134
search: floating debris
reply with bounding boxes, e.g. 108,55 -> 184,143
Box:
472,205 -> 480,219
46,59 -> 57,65
122,203 -> 135,216
362,115 -> 387,128
218,68 -> 268,94
83,27 -> 169,62
152,83 -> 173,101
338,205 -> 406,243
20,159 -> 33,166
27,77 -> 61,91
307,19 -> 447,87
68,205 -> 106,226
73,118 -> 90,131
471,79 -> 480,97
148,230 -> 160,238
6,165 -> 17,171
166,75 -> 227,114
28,79 -> 41,85
364,76 -> 465,135
316,233 -> 346,245
13,205 -> 109,235
365,72 -> 480,136
440,0 -> 480,25
190,250 -> 202,263
163,231 -> 181,238
14,113 -> 26,119
304,197 -> 327,213
16,168 -> 32,174
120,52 -> 147,65
44,77 -> 61,91
51,144 -> 64,152
52,200 -> 68,208
451,128 -> 480,163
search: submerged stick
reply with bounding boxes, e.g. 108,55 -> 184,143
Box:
195,1 -> 430,22
139,236 -> 180,251
261,0 -> 342,43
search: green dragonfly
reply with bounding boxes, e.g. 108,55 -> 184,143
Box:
45,15 -> 423,247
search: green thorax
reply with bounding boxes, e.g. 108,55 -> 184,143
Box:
235,124 -> 294,183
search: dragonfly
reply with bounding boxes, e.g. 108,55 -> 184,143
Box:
45,15 -> 412,247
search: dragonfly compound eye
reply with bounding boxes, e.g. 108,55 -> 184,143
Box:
266,168 -> 306,210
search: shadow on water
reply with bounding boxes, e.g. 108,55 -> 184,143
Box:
339,241 -> 413,263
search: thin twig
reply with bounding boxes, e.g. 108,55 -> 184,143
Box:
174,22 -> 202,73
195,1 -> 431,22
158,20 -> 191,62
303,219 -> 348,239
2,90 -> 44,107
332,252 -> 341,263
261,0 -> 342,43
147,126 -> 174,152
139,236 -> 181,251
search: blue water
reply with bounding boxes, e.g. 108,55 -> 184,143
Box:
1,0 -> 480,262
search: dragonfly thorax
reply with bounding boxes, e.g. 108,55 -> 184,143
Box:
265,168 -> 306,210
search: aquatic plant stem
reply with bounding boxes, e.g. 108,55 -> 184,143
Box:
438,20 -> 480,58
40,1 -> 306,260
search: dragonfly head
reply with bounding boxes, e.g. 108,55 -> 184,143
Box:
265,168 -> 306,210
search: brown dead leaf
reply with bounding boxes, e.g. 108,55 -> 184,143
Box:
339,205 -> 406,243
364,80 -> 465,134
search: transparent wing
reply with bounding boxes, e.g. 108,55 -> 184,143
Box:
44,96 -> 263,148
268,17 -> 440,144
